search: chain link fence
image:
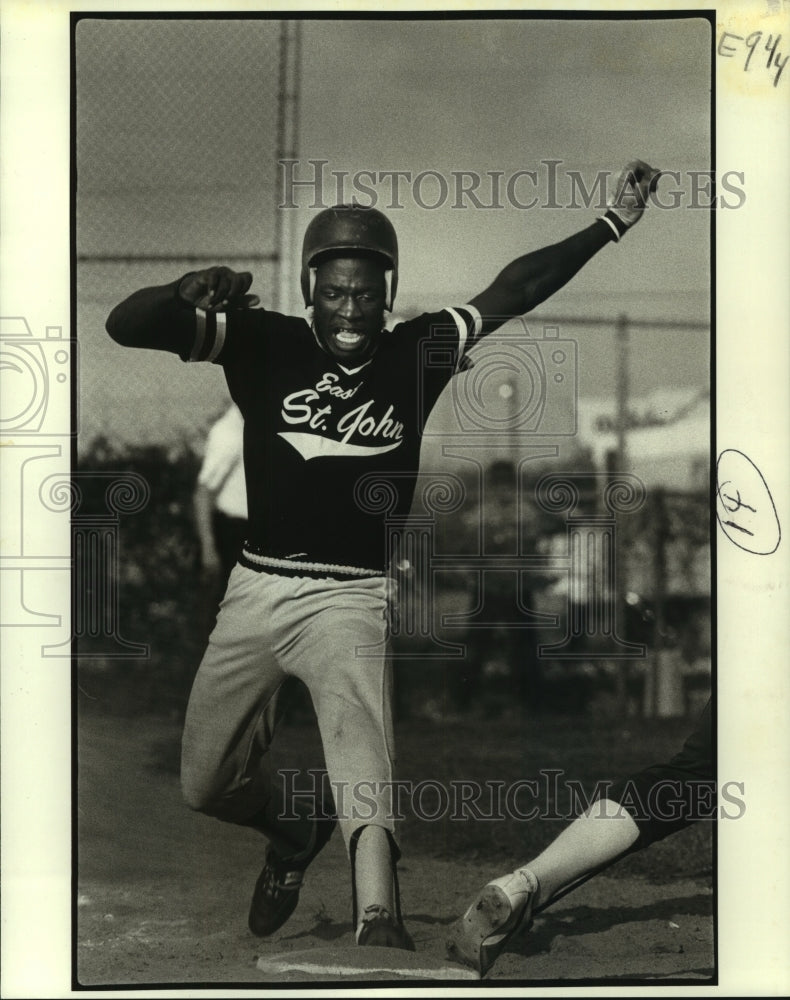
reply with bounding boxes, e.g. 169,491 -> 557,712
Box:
76,17 -> 290,451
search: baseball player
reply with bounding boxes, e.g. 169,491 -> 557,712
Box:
105,159 -> 660,951
446,697 -> 714,976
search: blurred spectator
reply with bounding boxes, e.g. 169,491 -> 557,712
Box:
455,460 -> 546,715
194,402 -> 248,594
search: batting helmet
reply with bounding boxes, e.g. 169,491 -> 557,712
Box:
301,205 -> 398,310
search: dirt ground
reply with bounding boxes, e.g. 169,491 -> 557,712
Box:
77,711 -> 714,988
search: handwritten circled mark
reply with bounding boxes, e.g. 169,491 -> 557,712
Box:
716,449 -> 780,555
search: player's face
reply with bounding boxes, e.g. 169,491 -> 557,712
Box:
312,257 -> 387,364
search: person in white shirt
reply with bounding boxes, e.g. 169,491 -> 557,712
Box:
193,401 -> 248,589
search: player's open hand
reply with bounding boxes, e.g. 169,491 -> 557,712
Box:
178,267 -> 260,311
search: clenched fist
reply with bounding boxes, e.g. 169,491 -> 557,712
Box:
178,267 -> 260,311
603,159 -> 662,240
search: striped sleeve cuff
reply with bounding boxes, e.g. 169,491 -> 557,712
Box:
187,309 -> 228,363
445,305 -> 482,372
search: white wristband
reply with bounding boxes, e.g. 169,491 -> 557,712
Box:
600,215 -> 621,242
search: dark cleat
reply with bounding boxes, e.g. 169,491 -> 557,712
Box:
248,813 -> 336,937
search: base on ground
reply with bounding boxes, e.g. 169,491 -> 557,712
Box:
256,944 -> 479,982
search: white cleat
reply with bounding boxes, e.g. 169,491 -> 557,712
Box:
445,868 -> 538,977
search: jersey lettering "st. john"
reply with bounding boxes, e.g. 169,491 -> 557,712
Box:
279,377 -> 405,461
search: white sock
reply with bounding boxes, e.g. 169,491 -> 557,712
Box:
489,867 -> 540,911
353,825 -> 395,940
525,799 -> 639,906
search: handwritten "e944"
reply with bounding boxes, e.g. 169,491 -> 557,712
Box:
718,31 -> 787,88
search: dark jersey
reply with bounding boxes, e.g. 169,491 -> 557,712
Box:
106,281 -> 481,575
212,306 -> 478,572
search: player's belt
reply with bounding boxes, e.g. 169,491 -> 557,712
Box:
239,547 -> 384,581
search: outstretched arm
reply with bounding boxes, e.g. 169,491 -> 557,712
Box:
468,160 -> 661,336
469,221 -> 612,334
106,267 -> 257,357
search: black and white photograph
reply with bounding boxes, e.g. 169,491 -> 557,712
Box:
1,2 -> 788,996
